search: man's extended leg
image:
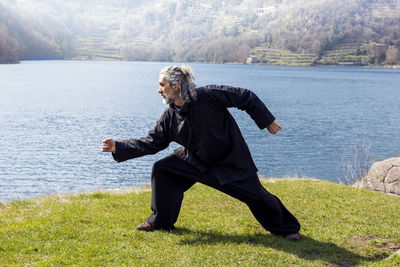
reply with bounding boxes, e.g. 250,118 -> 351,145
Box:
219,174 -> 301,236
145,154 -> 196,229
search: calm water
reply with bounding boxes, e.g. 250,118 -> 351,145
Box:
1,61 -> 399,202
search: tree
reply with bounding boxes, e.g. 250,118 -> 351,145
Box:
384,46 -> 400,65
0,25 -> 20,63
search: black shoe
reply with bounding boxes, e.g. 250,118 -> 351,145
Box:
136,222 -> 156,232
286,232 -> 301,241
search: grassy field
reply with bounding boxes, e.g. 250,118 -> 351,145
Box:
1,179 -> 399,266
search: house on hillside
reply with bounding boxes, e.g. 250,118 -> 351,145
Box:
256,6 -> 277,16
246,56 -> 258,64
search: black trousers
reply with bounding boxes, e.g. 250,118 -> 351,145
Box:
146,154 -> 300,235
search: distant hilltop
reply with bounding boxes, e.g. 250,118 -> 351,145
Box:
1,0 -> 399,66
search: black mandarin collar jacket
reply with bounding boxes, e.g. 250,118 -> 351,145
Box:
112,85 -> 275,185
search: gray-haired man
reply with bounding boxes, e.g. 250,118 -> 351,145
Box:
102,66 -> 301,241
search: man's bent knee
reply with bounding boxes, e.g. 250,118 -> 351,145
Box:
152,156 -> 174,174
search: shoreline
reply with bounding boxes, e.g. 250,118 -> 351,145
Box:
0,177 -> 334,205
3,176 -> 399,205
0,177 -> 318,204
4,58 -> 400,69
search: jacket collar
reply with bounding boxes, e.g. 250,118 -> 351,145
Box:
170,102 -> 190,114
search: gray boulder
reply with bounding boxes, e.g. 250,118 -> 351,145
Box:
353,157 -> 400,196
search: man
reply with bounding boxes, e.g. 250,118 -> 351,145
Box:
102,65 -> 301,241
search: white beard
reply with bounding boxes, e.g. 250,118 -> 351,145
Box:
162,94 -> 174,105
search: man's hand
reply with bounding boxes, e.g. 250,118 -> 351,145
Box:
266,120 -> 282,135
102,138 -> 116,152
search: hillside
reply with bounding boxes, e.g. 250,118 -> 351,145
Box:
1,0 -> 399,66
0,2 -> 75,63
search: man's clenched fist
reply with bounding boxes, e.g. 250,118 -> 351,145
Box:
102,138 -> 116,152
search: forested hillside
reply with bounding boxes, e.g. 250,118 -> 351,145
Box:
1,0 -> 399,65
0,2 -> 75,63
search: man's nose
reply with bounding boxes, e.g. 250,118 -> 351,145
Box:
158,87 -> 163,94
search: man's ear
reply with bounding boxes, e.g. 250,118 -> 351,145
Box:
172,81 -> 180,92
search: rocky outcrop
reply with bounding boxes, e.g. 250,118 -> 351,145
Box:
353,157 -> 400,196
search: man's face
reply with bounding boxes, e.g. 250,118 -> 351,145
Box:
158,75 -> 177,104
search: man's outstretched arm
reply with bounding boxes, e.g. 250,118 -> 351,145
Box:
101,115 -> 170,163
202,85 -> 281,134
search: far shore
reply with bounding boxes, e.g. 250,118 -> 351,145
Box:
2,58 -> 400,69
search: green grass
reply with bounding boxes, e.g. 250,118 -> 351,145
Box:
1,179 -> 399,266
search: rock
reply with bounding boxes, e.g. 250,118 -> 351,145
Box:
353,157 -> 400,196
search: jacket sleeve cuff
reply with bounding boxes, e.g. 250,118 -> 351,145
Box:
254,112 -> 275,130
111,140 -> 124,162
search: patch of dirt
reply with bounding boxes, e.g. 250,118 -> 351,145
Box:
97,186 -> 152,195
0,202 -> 9,212
324,262 -> 355,267
260,177 -> 320,183
347,236 -> 374,246
347,236 -> 398,251
305,251 -> 320,257
347,236 -> 399,260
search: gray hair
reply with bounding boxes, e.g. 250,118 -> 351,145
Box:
160,65 -> 197,102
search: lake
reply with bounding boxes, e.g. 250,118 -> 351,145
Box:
1,60 -> 399,202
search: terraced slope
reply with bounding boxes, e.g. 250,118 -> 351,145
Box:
249,46 -> 319,66
249,43 -> 369,66
372,0 -> 400,19
74,35 -> 122,61
318,44 -> 366,65
71,5 -> 126,61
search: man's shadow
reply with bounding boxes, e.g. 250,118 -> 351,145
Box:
169,227 -> 374,266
